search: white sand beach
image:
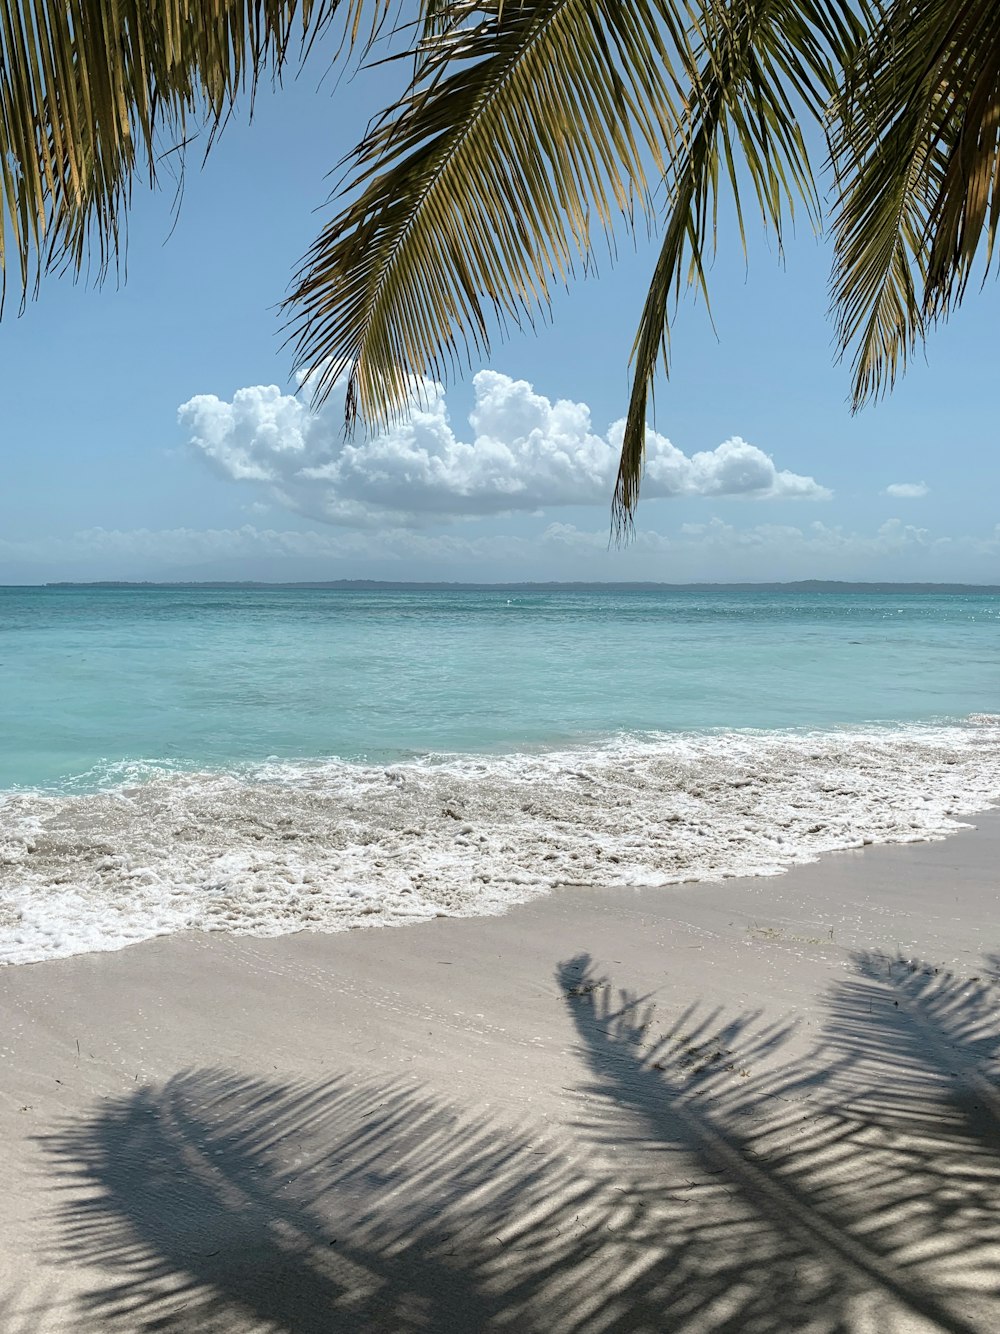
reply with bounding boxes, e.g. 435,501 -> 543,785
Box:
1,816 -> 999,1332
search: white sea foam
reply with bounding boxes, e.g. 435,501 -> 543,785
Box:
1,720 -> 999,965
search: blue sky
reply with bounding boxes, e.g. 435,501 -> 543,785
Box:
1,37 -> 997,584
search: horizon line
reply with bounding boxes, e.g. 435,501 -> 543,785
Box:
6,579 -> 1000,594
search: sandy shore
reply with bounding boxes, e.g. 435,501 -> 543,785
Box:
1,816 -> 999,1332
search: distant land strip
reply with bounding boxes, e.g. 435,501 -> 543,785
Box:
24,580 -> 1000,594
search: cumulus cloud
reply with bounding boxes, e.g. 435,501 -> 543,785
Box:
884,481 -> 930,499
179,370 -> 830,526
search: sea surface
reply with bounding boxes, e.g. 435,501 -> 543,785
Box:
1,585 -> 998,964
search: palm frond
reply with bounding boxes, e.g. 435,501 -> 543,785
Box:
285,0 -> 695,424
286,0 -> 862,532
614,0 -> 864,535
832,0 -> 1000,406
0,0 -> 365,308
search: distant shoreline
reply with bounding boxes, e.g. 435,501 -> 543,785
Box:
14,579 -> 1000,593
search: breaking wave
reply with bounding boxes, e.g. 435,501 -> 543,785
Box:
2,718 -> 999,965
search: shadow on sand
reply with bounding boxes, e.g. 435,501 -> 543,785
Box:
29,950 -> 1000,1332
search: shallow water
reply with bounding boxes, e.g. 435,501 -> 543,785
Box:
1,586 -> 998,963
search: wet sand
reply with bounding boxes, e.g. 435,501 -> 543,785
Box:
1,814 -> 999,1331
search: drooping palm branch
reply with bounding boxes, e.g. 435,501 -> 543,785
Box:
286,0 -> 695,425
615,0 -> 863,533
284,0 -> 864,532
831,0 -> 1000,406
0,0 -> 371,306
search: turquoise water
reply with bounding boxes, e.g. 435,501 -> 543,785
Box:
2,586 -> 998,791
2,586 -> 999,965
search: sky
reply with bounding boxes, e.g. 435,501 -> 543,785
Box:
1,32 -> 998,585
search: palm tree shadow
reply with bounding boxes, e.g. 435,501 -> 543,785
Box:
37,1070 -> 602,1332
557,950 -> 1000,1332
24,949 -> 1000,1332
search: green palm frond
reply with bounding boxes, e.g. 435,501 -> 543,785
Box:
285,0 -> 862,529
285,0 -> 695,425
0,0 -> 367,308
832,0 -> 1000,406
615,0 -> 864,534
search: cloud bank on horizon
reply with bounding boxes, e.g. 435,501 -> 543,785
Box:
179,370 -> 830,526
4,517 -> 997,584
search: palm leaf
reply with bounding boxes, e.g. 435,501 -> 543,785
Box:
831,0 -> 1000,406
285,0 -> 696,424
0,0 -> 371,308
615,0 -> 864,534
286,0 -> 862,532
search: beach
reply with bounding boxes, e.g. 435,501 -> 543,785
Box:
5,0 -> 1000,1318
4,2 -> 1000,1323
2,813 -> 999,1332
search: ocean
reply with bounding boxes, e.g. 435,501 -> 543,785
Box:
1,585 -> 998,964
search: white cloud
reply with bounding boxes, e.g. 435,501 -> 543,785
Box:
179,370 -> 830,526
884,481 -> 930,499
